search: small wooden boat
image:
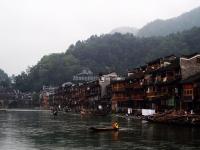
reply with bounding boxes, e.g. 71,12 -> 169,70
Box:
89,127 -> 119,132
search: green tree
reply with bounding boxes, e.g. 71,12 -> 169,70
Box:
14,27 -> 200,92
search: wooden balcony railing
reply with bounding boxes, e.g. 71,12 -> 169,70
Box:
182,95 -> 193,102
127,83 -> 143,89
131,95 -> 144,100
112,87 -> 126,92
112,96 -> 129,101
146,91 -> 168,98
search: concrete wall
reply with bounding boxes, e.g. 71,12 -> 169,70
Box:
99,72 -> 118,98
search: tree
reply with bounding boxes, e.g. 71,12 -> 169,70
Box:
0,69 -> 10,88
14,27 -> 200,92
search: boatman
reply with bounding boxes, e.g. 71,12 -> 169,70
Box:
112,122 -> 119,129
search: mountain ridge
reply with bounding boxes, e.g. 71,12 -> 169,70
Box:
137,6 -> 200,37
110,27 -> 138,35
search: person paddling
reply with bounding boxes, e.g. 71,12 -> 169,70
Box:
52,106 -> 58,119
112,122 -> 119,130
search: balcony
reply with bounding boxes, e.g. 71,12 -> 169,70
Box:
127,83 -> 143,89
146,91 -> 168,98
112,87 -> 126,92
131,94 -> 144,101
182,96 -> 193,102
112,96 -> 128,101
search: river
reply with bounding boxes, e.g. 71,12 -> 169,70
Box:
0,110 -> 200,150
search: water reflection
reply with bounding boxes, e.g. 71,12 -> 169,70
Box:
111,131 -> 119,141
0,110 -> 200,150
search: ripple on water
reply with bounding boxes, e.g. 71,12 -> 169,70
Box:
1,111 -> 200,150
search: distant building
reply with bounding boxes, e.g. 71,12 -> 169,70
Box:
73,69 -> 99,82
0,86 -> 35,108
40,86 -> 58,109
0,86 -> 17,108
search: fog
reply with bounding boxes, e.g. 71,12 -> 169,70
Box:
0,0 -> 200,75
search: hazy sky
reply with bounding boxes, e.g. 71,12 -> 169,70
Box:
1,0 -> 200,75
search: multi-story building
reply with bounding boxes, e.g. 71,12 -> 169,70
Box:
40,86 -> 58,109
180,53 -> 200,112
99,72 -> 118,111
126,68 -> 145,109
144,56 -> 181,111
111,78 -> 128,112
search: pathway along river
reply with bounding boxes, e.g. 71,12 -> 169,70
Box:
0,110 -> 200,150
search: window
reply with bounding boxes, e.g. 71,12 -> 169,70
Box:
147,87 -> 150,93
189,90 -> 193,95
183,89 -> 193,96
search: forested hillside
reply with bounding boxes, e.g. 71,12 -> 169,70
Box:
14,27 -> 200,92
0,69 -> 10,87
137,6 -> 200,37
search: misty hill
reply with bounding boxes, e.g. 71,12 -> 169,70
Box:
137,6 -> 200,37
110,27 -> 138,35
14,27 -> 200,92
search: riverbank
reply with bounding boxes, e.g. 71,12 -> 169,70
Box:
0,108 -> 50,112
146,110 -> 200,126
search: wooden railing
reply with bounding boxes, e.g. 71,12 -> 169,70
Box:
112,87 -> 126,92
112,96 -> 129,101
131,94 -> 144,100
127,83 -> 143,89
146,92 -> 168,98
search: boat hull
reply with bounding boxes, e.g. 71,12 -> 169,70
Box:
89,127 -> 119,132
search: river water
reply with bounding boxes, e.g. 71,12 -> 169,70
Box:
0,110 -> 200,150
